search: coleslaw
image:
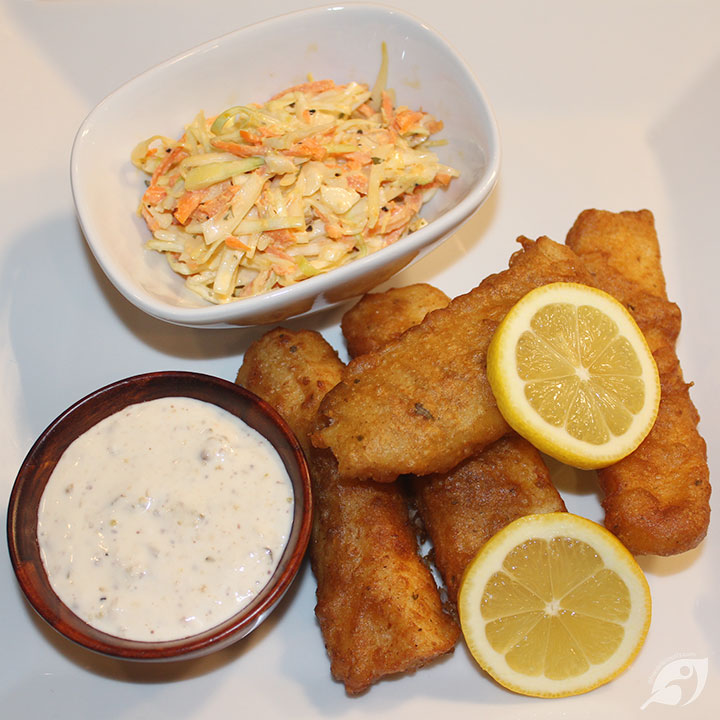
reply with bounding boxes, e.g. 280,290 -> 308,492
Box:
131,49 -> 458,304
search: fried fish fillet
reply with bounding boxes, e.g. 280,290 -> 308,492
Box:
341,284 -> 566,603
236,328 -> 344,450
341,283 -> 451,357
410,437 -> 565,603
236,328 -> 459,694
313,236 -> 595,482
566,209 -> 710,555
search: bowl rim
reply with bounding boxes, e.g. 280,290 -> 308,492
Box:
70,2 -> 501,328
6,370 -> 312,661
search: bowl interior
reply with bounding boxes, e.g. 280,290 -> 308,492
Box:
7,372 -> 312,661
71,3 -> 499,327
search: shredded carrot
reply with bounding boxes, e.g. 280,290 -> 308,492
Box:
210,139 -> 268,157
394,109 -> 424,134
372,189 -> 424,234
174,189 -> 207,224
238,127 -> 279,144
260,126 -> 281,139
193,184 -> 240,222
371,128 -> 397,145
142,185 -> 167,206
377,226 -> 405,247
270,263 -> 294,277
264,228 -> 297,246
355,103 -> 375,118
381,91 -> 395,126
267,246 -> 295,263
325,223 -> 343,239
238,129 -> 262,145
150,146 -> 188,186
225,236 -> 251,252
270,78 -> 336,100
285,136 -> 327,161
346,173 -> 369,194
343,151 -> 374,170
140,205 -> 160,232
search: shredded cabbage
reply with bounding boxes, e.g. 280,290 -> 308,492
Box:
132,52 -> 458,304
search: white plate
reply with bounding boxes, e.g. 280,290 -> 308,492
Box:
2,0 -> 718,718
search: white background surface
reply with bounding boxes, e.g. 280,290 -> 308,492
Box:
1,1 -> 717,717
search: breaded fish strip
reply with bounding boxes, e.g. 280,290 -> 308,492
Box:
566,209 -> 710,555
411,437 -> 566,603
341,283 -> 451,357
313,236 -> 594,482
236,328 -> 344,450
342,285 -> 566,604
236,328 -> 459,694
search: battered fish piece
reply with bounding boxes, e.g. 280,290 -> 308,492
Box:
313,236 -> 595,482
566,209 -> 710,555
411,437 -> 566,603
341,285 -> 566,603
341,283 -> 450,357
308,451 -> 459,694
236,328 -> 343,450
236,329 -> 459,694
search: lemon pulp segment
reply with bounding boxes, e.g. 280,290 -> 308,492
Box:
518,303 -> 645,444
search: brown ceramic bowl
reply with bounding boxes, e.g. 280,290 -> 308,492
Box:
7,371 -> 312,661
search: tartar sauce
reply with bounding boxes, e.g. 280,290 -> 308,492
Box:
37,396 -> 293,641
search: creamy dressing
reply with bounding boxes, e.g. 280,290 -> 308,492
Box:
37,396 -> 293,642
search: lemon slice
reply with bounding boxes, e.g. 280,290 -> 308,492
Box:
487,282 -> 660,470
458,512 -> 652,698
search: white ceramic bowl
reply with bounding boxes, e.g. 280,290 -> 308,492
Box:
71,3 -> 500,328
